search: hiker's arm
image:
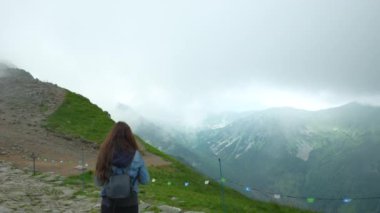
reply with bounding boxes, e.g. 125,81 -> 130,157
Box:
139,165 -> 150,184
138,154 -> 150,184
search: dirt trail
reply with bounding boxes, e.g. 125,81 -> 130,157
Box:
0,67 -> 169,176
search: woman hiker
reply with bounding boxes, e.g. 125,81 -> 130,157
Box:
95,121 -> 150,213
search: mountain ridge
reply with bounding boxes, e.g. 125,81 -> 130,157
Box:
187,102 -> 380,213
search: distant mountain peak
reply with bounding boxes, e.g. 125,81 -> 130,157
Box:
0,61 -> 16,70
344,101 -> 379,109
342,101 -> 364,107
321,102 -> 379,114
0,66 -> 34,80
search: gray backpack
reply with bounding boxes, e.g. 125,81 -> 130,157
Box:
104,166 -> 135,199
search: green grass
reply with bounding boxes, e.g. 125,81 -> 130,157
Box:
64,170 -> 95,188
46,90 -> 114,143
48,90 -> 312,212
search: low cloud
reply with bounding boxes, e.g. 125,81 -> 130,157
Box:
1,0 -> 379,126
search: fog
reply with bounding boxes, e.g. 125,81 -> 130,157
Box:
1,0 -> 379,126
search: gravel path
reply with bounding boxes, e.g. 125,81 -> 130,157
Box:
0,161 -> 100,213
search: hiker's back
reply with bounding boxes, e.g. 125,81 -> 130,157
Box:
95,122 -> 150,213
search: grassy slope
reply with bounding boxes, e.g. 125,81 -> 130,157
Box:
47,91 -> 312,213
46,90 -> 114,143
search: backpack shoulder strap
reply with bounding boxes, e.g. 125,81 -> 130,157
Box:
111,165 -> 129,175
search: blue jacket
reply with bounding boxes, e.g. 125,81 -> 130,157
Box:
100,150 -> 150,197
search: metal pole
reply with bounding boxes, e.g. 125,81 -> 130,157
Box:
81,145 -> 85,191
219,158 -> 227,213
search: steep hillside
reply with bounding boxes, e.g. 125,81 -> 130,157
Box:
46,91 -> 114,143
0,65 -> 99,176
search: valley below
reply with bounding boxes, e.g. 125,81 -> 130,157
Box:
134,103 -> 380,213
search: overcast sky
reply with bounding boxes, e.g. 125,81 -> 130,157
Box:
1,0 -> 379,125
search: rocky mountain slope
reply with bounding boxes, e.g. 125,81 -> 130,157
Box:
0,65 -> 94,175
0,64 -> 169,175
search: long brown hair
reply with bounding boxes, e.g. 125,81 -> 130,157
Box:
95,121 -> 139,183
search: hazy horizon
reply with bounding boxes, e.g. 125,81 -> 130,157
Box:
1,0 -> 379,126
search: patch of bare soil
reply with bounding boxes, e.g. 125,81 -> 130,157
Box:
0,68 -> 169,176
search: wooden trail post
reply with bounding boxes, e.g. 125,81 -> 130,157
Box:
31,152 -> 36,175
